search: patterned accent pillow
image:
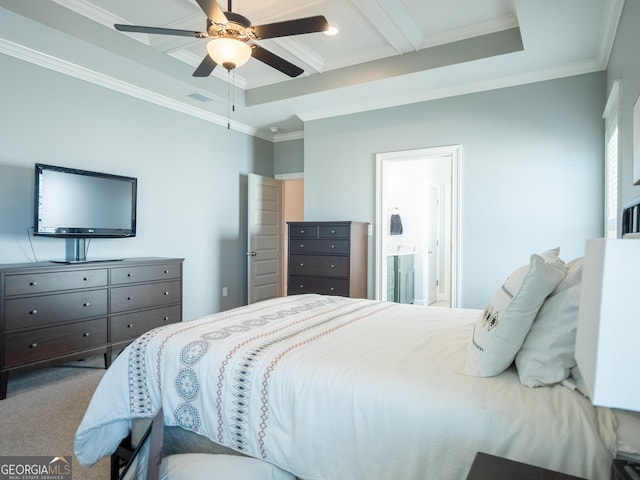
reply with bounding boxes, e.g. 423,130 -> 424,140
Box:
462,248 -> 567,377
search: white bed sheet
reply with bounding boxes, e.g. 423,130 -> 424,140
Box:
74,294 -> 616,479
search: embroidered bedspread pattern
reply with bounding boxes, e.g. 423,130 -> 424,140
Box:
126,294 -> 392,462
75,295 -> 616,479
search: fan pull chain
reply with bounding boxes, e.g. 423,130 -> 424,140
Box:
227,69 -> 231,129
232,70 -> 236,114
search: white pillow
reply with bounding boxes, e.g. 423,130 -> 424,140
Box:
515,257 -> 583,387
462,248 -> 566,377
160,453 -> 295,480
515,284 -> 580,387
552,257 -> 583,294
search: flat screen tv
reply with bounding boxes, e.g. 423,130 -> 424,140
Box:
34,163 -> 137,240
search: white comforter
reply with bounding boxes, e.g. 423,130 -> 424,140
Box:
75,294 -> 616,479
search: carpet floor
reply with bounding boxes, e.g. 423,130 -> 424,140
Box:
0,355 -> 111,480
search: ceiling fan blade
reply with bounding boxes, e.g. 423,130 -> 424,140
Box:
195,0 -> 228,25
251,45 -> 303,77
252,15 -> 329,39
115,24 -> 207,38
193,55 -> 217,77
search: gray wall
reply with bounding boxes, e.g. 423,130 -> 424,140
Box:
305,73 -> 606,308
0,53 -> 273,320
273,138 -> 304,175
607,0 -> 640,207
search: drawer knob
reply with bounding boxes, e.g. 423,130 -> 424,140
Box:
330,287 -> 335,291
331,230 -> 336,234
127,324 -> 134,328
164,270 -> 169,274
163,316 -> 169,321
299,263 -> 304,267
30,343 -> 38,348
83,277 -> 89,282
300,229 -> 305,234
83,332 -> 90,337
29,281 -> 37,286
127,296 -> 132,301
330,264 -> 335,268
331,244 -> 336,249
299,244 -> 304,248
29,309 -> 38,315
127,273 -> 133,277
83,302 -> 91,307
299,284 -> 304,289
164,291 -> 169,296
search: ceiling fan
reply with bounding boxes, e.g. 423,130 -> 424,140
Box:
114,0 -> 329,78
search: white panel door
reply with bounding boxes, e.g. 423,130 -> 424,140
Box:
247,174 -> 282,304
427,185 -> 439,305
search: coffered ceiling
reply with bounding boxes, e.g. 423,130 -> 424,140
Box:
0,0 -> 624,140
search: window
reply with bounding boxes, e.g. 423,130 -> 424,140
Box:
603,81 -> 620,238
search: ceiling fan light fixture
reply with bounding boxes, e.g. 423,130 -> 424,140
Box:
207,38 -> 252,70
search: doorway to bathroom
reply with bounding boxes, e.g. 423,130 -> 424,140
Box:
375,146 -> 460,307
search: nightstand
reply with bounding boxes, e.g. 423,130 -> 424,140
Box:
466,452 -> 586,480
611,459 -> 640,480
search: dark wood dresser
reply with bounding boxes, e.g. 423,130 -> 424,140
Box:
0,257 -> 183,399
287,221 -> 368,298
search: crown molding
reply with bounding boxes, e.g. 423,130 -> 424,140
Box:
0,37 -> 273,140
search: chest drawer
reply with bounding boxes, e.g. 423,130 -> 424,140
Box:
289,239 -> 350,255
288,276 -> 349,296
111,263 -> 181,285
4,269 -> 108,296
318,225 -> 350,238
111,280 -> 181,313
289,224 -> 318,238
4,289 -> 108,331
111,305 -> 181,343
4,318 -> 107,367
289,255 -> 349,277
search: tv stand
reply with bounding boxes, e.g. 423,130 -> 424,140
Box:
66,238 -> 87,262
50,258 -> 124,265
0,257 -> 183,399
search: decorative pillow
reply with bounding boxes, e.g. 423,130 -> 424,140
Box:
515,257 -> 583,387
551,257 -> 583,294
515,283 -> 580,387
160,453 -> 296,480
462,248 -> 566,377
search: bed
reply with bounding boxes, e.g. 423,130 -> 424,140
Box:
74,249 -> 621,480
75,249 -> 638,480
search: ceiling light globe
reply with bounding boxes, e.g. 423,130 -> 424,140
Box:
207,38 -> 252,70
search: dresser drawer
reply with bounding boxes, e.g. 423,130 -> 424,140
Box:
111,263 -> 181,285
289,224 -> 318,238
289,255 -> 349,277
4,289 -> 108,331
111,280 -> 181,313
289,239 -> 350,255
111,305 -> 181,343
4,318 -> 107,367
4,269 -> 108,296
288,276 -> 349,296
318,225 -> 351,238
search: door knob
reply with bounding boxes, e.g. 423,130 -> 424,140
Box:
246,251 -> 257,256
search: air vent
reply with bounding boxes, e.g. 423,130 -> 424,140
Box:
188,92 -> 214,102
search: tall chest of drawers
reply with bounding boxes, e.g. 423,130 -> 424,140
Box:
288,221 -> 368,298
0,257 -> 183,399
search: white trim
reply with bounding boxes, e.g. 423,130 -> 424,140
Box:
375,145 -> 461,307
0,38 -> 272,141
273,131 -> 305,142
603,80 -> 621,238
274,173 -> 304,180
